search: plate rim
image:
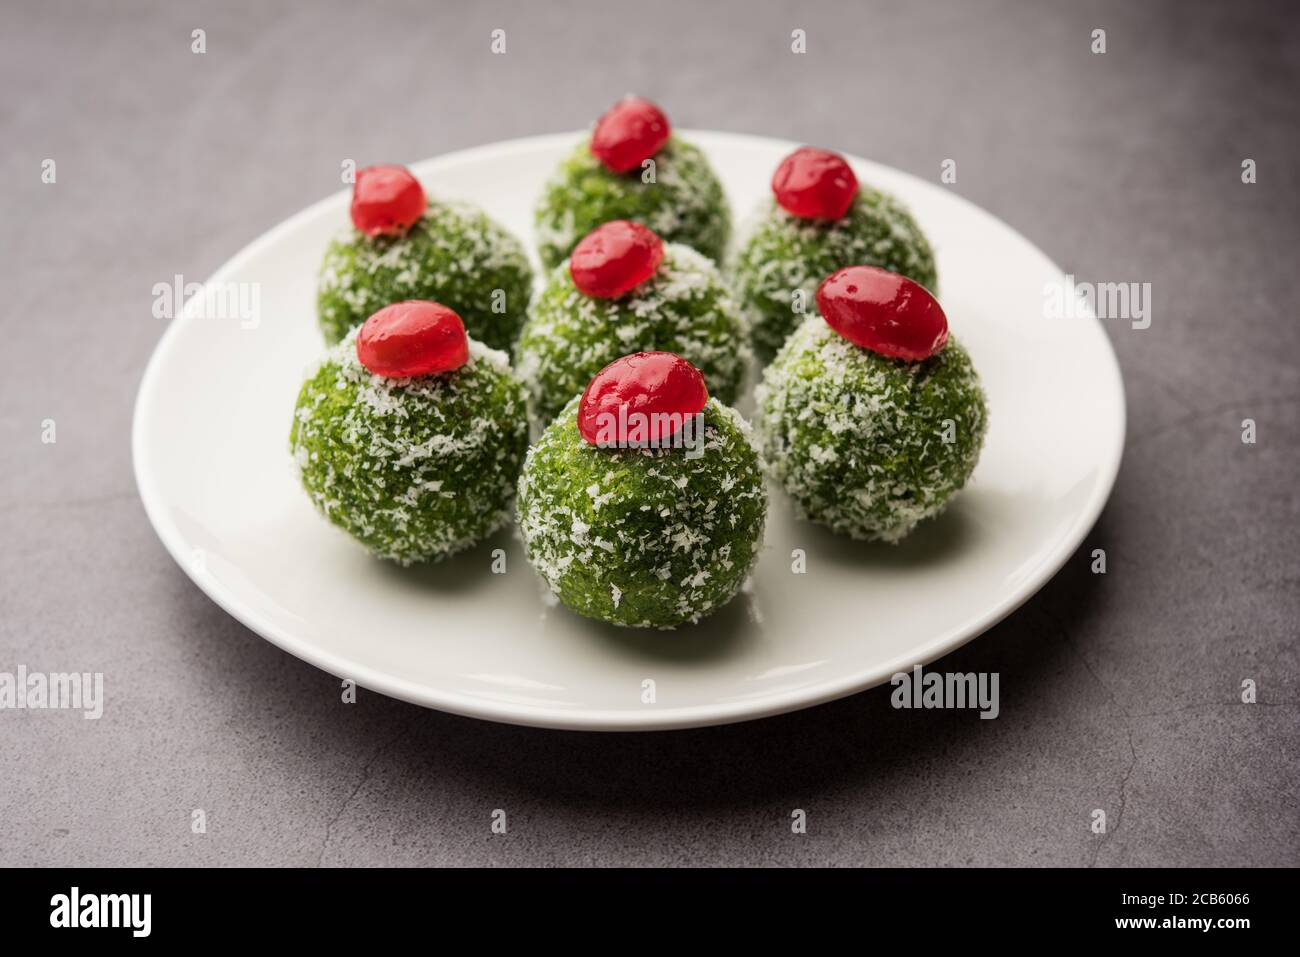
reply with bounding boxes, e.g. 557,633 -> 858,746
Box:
132,129 -> 1127,731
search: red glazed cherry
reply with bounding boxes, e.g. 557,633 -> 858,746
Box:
578,352 -> 709,446
569,221 -> 665,298
590,96 -> 671,173
816,266 -> 949,361
356,301 -> 469,378
772,147 -> 859,220
350,165 -> 426,237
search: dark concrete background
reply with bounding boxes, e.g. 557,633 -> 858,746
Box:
1,0 -> 1297,866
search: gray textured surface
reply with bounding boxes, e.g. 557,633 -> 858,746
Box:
2,0 -> 1298,867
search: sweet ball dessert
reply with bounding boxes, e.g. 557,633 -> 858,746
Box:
534,96 -> 731,269
291,300 -> 529,564
757,266 -> 987,543
318,164 -> 533,353
516,353 -> 767,629
732,146 -> 938,362
516,220 -> 747,428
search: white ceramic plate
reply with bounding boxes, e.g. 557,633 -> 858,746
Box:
133,131 -> 1125,731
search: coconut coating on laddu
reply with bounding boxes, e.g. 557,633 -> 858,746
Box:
731,188 -> 938,363
534,136 -> 731,270
757,318 -> 986,543
515,243 -> 748,429
290,331 -> 529,564
317,198 -> 533,353
516,397 -> 767,628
